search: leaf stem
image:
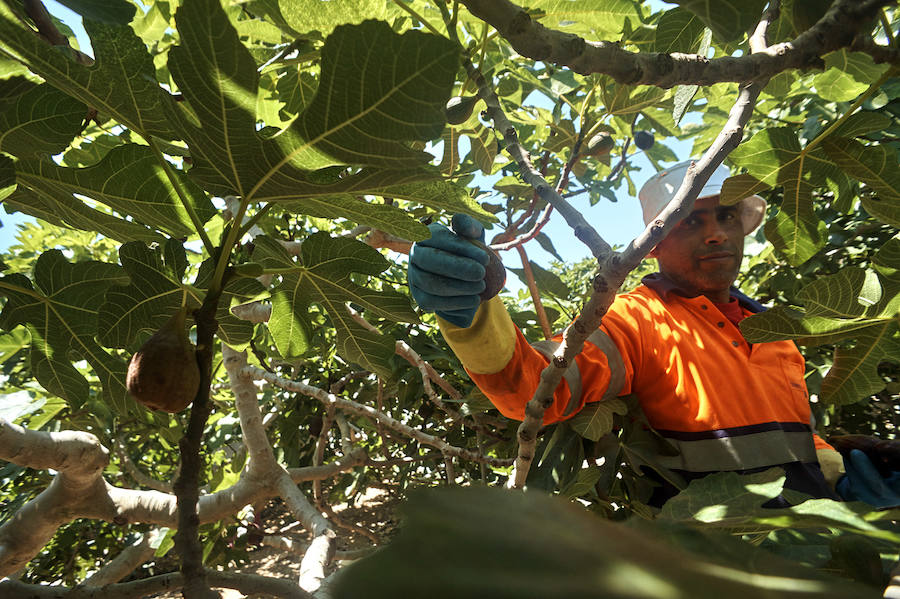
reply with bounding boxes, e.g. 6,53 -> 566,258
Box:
236,203 -> 273,239
212,196 -> 251,294
148,139 -> 214,254
805,66 -> 897,154
391,0 -> 444,37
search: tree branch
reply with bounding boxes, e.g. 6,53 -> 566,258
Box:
458,0 -> 897,86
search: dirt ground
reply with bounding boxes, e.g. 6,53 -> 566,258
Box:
147,487 -> 402,599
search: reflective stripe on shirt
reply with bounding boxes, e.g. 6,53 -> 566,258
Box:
653,421 -> 818,472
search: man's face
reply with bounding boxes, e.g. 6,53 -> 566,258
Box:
650,195 -> 745,303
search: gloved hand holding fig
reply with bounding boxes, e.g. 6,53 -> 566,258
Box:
408,214 -> 505,328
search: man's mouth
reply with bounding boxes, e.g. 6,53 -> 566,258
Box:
697,252 -> 735,264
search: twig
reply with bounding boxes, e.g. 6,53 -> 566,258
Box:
516,245 -> 553,339
238,365 -> 514,466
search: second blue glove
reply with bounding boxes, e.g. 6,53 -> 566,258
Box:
408,214 -> 489,328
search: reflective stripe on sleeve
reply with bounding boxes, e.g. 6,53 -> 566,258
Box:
531,328 -> 626,418
654,421 -> 819,472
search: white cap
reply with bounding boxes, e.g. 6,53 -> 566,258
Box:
638,160 -> 766,235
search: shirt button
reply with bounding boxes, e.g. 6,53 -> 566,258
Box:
701,305 -> 708,310
732,340 -> 740,347
717,322 -> 725,328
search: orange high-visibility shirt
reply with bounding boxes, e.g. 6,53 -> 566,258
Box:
464,278 -> 834,480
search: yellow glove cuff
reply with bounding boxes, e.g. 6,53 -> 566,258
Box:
437,295 -> 517,374
816,447 -> 846,490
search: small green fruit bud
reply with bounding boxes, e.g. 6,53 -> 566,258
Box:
585,132 -> 614,156
234,262 -> 265,278
445,95 -> 479,125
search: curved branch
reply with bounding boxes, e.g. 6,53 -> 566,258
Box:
459,0 -> 896,86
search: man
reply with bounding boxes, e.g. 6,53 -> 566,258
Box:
408,160 -> 899,508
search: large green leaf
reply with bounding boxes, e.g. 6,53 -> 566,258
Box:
740,265 -> 900,403
263,234 -> 417,377
659,469 -> 900,543
0,251 -> 130,413
670,0 -> 768,43
653,7 -> 705,53
821,322 -> 900,405
527,0 -> 635,39
168,0 -> 459,200
729,127 -> 833,265
822,137 -> 900,228
278,0 -> 386,36
98,241 -> 267,350
14,144 -> 215,239
0,83 -> 86,159
813,51 -> 890,103
568,398 -> 628,441
0,6 -> 178,140
98,241 -> 193,349
332,485 -> 880,599
4,186 -> 164,243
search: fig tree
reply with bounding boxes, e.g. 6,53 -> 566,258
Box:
126,307 -> 200,413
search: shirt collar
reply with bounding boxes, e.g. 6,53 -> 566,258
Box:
641,272 -> 767,314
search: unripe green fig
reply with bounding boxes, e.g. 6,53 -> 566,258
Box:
234,262 -> 265,278
445,95 -> 479,125
469,239 -> 505,301
633,130 -> 655,150
126,307 -> 200,413
585,132 -> 614,156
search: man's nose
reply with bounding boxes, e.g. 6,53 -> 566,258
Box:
704,221 -> 728,244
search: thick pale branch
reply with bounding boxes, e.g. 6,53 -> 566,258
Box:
459,0 -> 896,85
83,530 -> 160,586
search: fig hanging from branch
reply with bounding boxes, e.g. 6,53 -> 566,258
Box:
126,306 -> 201,413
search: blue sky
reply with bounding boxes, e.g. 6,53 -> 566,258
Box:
1,1 -> 691,266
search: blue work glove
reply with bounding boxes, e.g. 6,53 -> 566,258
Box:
408,214 -> 489,328
835,449 -> 900,509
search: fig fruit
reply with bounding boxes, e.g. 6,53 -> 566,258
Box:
469,239 -> 505,301
126,307 -> 200,413
445,95 -> 479,125
633,130 -> 655,150
585,132 -> 614,156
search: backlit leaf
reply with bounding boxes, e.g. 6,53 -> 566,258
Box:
0,251 -> 130,413
266,234 -> 417,377
14,144 -> 215,239
669,0 -> 767,43
0,83 -> 86,159
0,5 -> 179,139
569,398 -> 628,441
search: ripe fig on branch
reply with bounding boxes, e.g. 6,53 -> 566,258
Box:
633,130 -> 655,150
469,239 -> 505,301
126,307 -> 200,413
445,95 -> 479,125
